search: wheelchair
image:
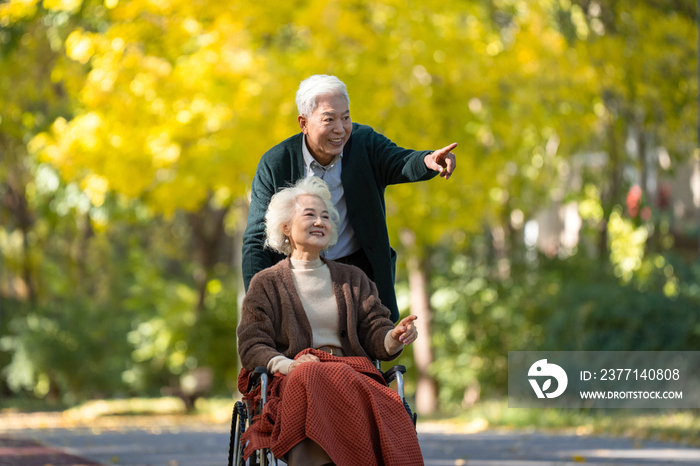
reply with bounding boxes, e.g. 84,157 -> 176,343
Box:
227,360 -> 415,466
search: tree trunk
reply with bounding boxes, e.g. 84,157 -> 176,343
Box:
490,225 -> 510,280
599,104 -> 623,258
189,200 -> 230,317
638,128 -> 647,198
400,229 -> 437,415
2,173 -> 36,303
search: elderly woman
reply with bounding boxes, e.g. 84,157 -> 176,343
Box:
237,176 -> 423,466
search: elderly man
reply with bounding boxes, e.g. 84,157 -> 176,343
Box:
242,74 -> 457,322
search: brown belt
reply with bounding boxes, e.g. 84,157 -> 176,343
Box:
316,345 -> 344,357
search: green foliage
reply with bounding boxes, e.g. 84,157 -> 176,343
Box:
538,254 -> 700,352
1,161 -> 241,402
1,0 -> 698,409
426,237 -> 700,409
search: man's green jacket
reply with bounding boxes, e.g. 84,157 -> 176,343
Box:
242,123 -> 437,322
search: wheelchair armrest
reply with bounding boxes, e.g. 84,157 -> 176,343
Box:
248,366 -> 270,389
383,365 -> 406,385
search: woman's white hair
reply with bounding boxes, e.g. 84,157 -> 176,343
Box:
295,75 -> 350,118
264,177 -> 340,256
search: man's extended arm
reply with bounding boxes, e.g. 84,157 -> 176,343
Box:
369,129 -> 436,186
366,127 -> 457,186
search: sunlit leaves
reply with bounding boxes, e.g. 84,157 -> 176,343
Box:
0,0 -> 41,25
65,28 -> 94,63
30,2 -> 282,215
43,0 -> 83,14
2,0 -> 698,403
607,208 -> 648,282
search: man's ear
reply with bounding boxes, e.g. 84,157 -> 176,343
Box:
297,115 -> 307,133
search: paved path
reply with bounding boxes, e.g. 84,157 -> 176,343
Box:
3,425 -> 700,466
0,436 -> 101,466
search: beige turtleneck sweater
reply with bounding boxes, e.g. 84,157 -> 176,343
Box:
267,257 -> 403,374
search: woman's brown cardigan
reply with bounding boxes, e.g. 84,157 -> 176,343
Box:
237,257 -> 401,371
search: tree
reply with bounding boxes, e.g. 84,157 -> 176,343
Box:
2,0 -> 696,407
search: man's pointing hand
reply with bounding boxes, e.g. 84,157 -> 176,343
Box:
424,142 -> 457,179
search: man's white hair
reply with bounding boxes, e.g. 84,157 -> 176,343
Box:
265,177 -> 340,256
295,75 -> 350,118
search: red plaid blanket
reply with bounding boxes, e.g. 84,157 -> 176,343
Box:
237,349 -> 423,465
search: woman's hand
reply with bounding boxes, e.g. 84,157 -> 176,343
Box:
390,315 -> 418,345
288,353 -> 321,372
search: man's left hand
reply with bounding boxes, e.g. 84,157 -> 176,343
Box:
424,142 -> 457,179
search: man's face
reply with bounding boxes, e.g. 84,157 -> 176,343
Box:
298,93 -> 352,166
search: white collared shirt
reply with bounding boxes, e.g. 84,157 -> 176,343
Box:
302,134 -> 361,259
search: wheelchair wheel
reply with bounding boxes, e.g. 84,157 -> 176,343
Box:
403,399 -> 417,427
228,401 -> 247,466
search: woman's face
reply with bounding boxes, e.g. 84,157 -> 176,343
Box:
284,194 -> 332,258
